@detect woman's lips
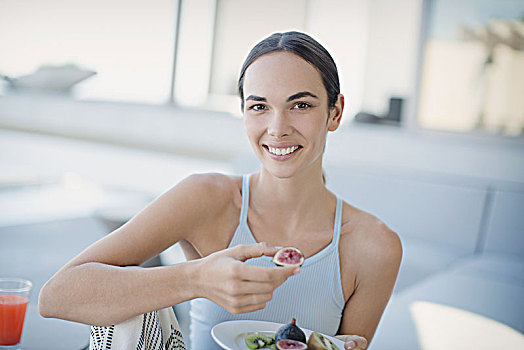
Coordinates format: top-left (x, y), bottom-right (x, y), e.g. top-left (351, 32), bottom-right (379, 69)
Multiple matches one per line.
top-left (263, 144), bottom-right (302, 160)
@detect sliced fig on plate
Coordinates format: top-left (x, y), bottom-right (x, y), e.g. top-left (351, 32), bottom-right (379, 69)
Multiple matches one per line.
top-left (274, 318), bottom-right (306, 343)
top-left (272, 247), bottom-right (304, 267)
top-left (307, 331), bottom-right (340, 350)
top-left (275, 339), bottom-right (307, 349)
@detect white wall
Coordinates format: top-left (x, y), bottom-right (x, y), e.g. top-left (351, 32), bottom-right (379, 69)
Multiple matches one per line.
top-left (361, 0), bottom-right (422, 116)
top-left (306, 0), bottom-right (370, 120)
top-left (306, 0), bottom-right (423, 122)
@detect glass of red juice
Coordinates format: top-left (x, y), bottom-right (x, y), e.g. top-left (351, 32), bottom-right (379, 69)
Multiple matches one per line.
top-left (0, 278), bottom-right (32, 349)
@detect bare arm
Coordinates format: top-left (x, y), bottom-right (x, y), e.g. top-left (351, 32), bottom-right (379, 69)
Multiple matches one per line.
top-left (337, 219), bottom-right (402, 348)
top-left (38, 174), bottom-right (217, 325)
top-left (41, 261), bottom-right (200, 326)
top-left (38, 174), bottom-right (297, 326)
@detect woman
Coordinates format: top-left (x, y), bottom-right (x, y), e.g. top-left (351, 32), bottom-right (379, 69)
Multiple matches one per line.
top-left (39, 31), bottom-right (402, 350)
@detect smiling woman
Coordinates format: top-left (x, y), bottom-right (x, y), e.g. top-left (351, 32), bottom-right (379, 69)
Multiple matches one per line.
top-left (38, 31), bottom-right (401, 350)
top-left (242, 50), bottom-right (340, 180)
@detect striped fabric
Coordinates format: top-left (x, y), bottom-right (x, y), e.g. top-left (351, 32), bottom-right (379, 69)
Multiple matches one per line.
top-left (90, 307), bottom-right (185, 350)
top-left (190, 174), bottom-right (346, 349)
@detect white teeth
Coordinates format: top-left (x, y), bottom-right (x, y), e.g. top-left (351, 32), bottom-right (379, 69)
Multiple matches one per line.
top-left (267, 146), bottom-right (299, 156)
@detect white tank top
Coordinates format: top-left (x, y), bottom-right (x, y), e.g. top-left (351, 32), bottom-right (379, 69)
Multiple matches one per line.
top-left (189, 175), bottom-right (345, 349)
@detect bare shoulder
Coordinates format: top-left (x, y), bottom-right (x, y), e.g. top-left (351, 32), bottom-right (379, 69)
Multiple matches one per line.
top-left (340, 202), bottom-right (402, 267)
top-left (164, 172), bottom-right (241, 207)
top-left (335, 202), bottom-right (403, 340)
top-left (139, 172), bottom-right (242, 240)
top-left (174, 172), bottom-right (240, 192)
top-left (160, 173), bottom-right (243, 256)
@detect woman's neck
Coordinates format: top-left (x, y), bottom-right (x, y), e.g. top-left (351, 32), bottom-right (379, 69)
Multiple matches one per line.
top-left (249, 166), bottom-right (334, 234)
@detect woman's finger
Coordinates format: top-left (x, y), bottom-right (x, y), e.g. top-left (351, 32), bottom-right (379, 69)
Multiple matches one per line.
top-left (216, 291), bottom-right (273, 314)
top-left (227, 280), bottom-right (279, 295)
top-left (228, 301), bottom-right (268, 314)
top-left (226, 242), bottom-right (279, 261)
top-left (335, 334), bottom-right (368, 350)
top-left (234, 262), bottom-right (299, 283)
top-left (234, 292), bottom-right (274, 308)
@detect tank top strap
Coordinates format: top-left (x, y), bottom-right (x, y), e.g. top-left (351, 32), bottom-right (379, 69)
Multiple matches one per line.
top-left (332, 196), bottom-right (343, 246)
top-left (239, 175), bottom-right (250, 224)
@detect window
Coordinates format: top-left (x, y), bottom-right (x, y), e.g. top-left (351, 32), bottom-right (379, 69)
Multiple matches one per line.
top-left (0, 0), bottom-right (176, 104)
top-left (417, 0), bottom-right (524, 135)
top-left (173, 0), bottom-right (374, 120)
top-left (4, 0), bottom-right (519, 138)
top-left (173, 0), bottom-right (307, 115)
top-left (209, 0), bottom-right (307, 96)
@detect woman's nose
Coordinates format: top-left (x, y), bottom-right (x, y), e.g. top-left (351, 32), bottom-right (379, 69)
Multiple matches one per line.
top-left (267, 111), bottom-right (291, 137)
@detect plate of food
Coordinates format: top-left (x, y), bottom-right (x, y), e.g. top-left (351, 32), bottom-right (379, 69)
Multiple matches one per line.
top-left (211, 318), bottom-right (344, 349)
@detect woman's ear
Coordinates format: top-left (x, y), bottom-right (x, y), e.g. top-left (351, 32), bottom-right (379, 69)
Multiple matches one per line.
top-left (328, 94), bottom-right (344, 131)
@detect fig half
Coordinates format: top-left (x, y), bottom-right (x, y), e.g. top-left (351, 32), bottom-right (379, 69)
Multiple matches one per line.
top-left (275, 339), bottom-right (307, 349)
top-left (307, 331), bottom-right (340, 350)
top-left (272, 247), bottom-right (304, 267)
top-left (275, 318), bottom-right (306, 343)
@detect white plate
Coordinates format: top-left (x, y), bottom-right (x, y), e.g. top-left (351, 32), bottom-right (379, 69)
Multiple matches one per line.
top-left (211, 320), bottom-right (344, 350)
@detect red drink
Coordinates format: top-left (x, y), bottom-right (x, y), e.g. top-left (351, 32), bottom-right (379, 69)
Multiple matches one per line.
top-left (0, 294), bottom-right (29, 346)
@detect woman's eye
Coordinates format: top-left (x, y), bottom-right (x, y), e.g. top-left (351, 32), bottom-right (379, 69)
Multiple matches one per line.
top-left (293, 102), bottom-right (312, 110)
top-left (248, 104), bottom-right (267, 112)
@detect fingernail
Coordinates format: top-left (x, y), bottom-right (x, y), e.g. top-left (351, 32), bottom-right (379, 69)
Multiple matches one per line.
top-left (346, 340), bottom-right (356, 349)
top-left (293, 268), bottom-right (301, 275)
top-left (275, 246), bottom-right (283, 249)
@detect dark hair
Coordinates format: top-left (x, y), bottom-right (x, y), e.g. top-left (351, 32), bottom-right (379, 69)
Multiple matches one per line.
top-left (238, 31), bottom-right (340, 111)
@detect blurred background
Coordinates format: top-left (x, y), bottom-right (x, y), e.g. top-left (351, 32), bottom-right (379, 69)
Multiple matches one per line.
top-left (0, 0), bottom-right (523, 349)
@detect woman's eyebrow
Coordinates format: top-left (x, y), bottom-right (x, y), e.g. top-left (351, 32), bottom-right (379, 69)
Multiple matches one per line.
top-left (246, 95), bottom-right (266, 102)
top-left (245, 92), bottom-right (318, 103)
top-left (287, 91), bottom-right (318, 101)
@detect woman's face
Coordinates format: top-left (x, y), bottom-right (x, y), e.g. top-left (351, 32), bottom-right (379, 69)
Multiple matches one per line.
top-left (242, 51), bottom-right (343, 179)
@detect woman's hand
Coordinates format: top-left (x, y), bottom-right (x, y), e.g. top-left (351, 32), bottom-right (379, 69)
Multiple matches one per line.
top-left (194, 242), bottom-right (300, 314)
top-left (335, 334), bottom-right (368, 350)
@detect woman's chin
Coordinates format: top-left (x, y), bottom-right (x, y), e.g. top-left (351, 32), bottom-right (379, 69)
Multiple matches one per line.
top-left (260, 165), bottom-right (297, 179)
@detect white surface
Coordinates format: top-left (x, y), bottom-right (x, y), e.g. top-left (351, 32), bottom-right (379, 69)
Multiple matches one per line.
top-left (325, 164), bottom-right (488, 251)
top-left (395, 236), bottom-right (468, 292)
top-left (483, 189), bottom-right (524, 257)
top-left (449, 253), bottom-right (524, 285)
top-left (372, 268), bottom-right (524, 349)
top-left (211, 320), bottom-right (343, 350)
top-left (0, 182), bottom-right (151, 227)
top-left (0, 129), bottom-right (232, 227)
top-left (0, 129), bottom-right (232, 194)
top-left (410, 301), bottom-right (524, 350)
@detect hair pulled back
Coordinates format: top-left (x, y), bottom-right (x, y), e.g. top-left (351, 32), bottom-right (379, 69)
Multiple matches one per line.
top-left (238, 31), bottom-right (340, 111)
